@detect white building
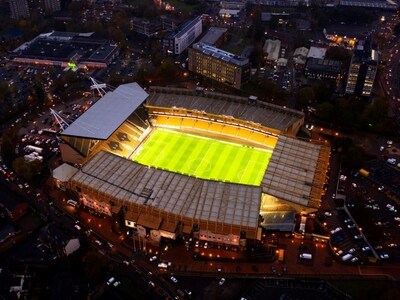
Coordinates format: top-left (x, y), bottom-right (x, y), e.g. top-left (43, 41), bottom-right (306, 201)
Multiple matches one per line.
top-left (263, 39), bottom-right (281, 62)
top-left (307, 46), bottom-right (327, 59)
top-left (163, 16), bottom-right (202, 55)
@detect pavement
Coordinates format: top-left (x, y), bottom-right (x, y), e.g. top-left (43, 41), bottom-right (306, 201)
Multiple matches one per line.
top-left (44, 181), bottom-right (400, 282)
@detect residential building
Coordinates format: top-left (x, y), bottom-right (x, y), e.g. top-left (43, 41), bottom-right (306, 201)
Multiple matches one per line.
top-left (188, 42), bottom-right (251, 89)
top-left (163, 16), bottom-right (202, 55)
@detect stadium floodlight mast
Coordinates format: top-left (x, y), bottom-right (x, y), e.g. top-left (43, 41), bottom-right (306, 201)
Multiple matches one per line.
top-left (89, 76), bottom-right (110, 97)
top-left (50, 108), bottom-right (69, 131)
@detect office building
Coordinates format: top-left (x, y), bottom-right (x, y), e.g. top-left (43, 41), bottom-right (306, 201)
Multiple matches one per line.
top-left (163, 16), bottom-right (202, 55)
top-left (188, 42), bottom-right (251, 89)
top-left (345, 39), bottom-right (379, 97)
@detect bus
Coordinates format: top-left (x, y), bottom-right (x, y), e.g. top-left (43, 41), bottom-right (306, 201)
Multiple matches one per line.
top-left (67, 199), bottom-right (78, 207)
top-left (25, 145), bottom-right (43, 154)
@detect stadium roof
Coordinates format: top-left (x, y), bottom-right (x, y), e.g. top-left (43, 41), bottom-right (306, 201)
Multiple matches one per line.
top-left (61, 83), bottom-right (148, 140)
top-left (261, 136), bottom-right (330, 209)
top-left (146, 87), bottom-right (304, 133)
top-left (69, 151), bottom-right (262, 229)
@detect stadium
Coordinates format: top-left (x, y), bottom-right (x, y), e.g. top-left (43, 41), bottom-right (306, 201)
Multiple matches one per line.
top-left (54, 83), bottom-right (330, 246)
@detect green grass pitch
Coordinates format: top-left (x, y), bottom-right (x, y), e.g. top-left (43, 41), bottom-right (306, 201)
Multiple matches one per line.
top-left (131, 129), bottom-right (273, 186)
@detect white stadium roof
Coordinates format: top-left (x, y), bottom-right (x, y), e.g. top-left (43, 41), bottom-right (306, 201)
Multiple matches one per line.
top-left (70, 151), bottom-right (262, 229)
top-left (61, 83), bottom-right (148, 140)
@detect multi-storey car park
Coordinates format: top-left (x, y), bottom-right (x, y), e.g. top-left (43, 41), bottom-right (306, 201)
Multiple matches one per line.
top-left (53, 84), bottom-right (330, 247)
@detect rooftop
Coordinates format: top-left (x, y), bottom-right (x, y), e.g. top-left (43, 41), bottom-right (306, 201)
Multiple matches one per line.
top-left (61, 83), bottom-right (148, 140)
top-left (70, 151), bottom-right (262, 229)
top-left (199, 27), bottom-right (227, 46)
top-left (146, 87), bottom-right (304, 133)
top-left (261, 136), bottom-right (330, 209)
top-left (192, 42), bottom-right (249, 66)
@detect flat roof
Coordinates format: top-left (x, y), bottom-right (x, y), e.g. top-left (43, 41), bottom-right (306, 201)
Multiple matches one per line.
top-left (70, 151), bottom-right (262, 229)
top-left (173, 16), bottom-right (201, 39)
top-left (192, 42), bottom-right (249, 66)
top-left (199, 27), bottom-right (227, 46)
top-left (146, 87), bottom-right (304, 133)
top-left (11, 31), bottom-right (117, 64)
top-left (307, 46), bottom-right (327, 59)
top-left (263, 39), bottom-right (281, 61)
top-left (61, 83), bottom-right (148, 139)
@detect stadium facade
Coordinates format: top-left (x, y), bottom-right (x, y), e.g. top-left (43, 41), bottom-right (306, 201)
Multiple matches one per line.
top-left (54, 84), bottom-right (330, 246)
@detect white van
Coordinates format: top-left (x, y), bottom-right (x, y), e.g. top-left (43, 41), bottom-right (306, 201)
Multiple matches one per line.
top-left (300, 253), bottom-right (312, 260)
top-left (342, 254), bottom-right (353, 261)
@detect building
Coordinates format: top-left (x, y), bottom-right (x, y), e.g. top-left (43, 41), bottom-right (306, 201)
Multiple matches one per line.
top-left (9, 0), bottom-right (30, 19)
top-left (163, 16), bottom-right (202, 55)
top-left (198, 27), bottom-right (227, 47)
top-left (305, 58), bottom-right (342, 80)
top-left (307, 46), bottom-right (327, 59)
top-left (263, 39), bottom-right (281, 62)
top-left (52, 163), bottom-right (79, 191)
top-left (345, 39), bottom-right (379, 97)
top-left (188, 42), bottom-right (251, 89)
top-left (44, 0), bottom-right (61, 13)
top-left (293, 46), bottom-right (309, 65)
top-left (56, 84), bottom-right (330, 246)
top-left (130, 16), bottom-right (178, 37)
top-left (10, 31), bottom-right (119, 69)
top-left (219, 9), bottom-right (241, 20)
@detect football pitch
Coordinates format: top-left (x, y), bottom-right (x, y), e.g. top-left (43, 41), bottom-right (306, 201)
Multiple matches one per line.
top-left (131, 129), bottom-right (273, 185)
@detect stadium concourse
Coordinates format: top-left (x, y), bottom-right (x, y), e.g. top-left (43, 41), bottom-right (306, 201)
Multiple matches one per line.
top-left (53, 83), bottom-right (330, 247)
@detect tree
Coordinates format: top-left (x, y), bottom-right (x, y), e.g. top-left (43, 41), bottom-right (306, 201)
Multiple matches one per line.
top-left (12, 157), bottom-right (44, 180)
top-left (0, 82), bottom-right (11, 103)
top-left (295, 86), bottom-right (315, 110)
top-left (316, 102), bottom-right (334, 121)
top-left (249, 44), bottom-right (263, 68)
top-left (1, 126), bottom-right (19, 165)
top-left (341, 145), bottom-right (364, 170)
